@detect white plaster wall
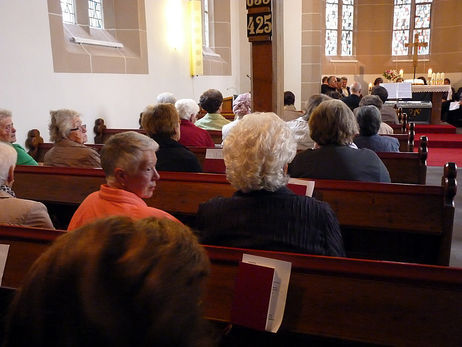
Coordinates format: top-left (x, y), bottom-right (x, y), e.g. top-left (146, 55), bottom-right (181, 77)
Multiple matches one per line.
top-left (283, 0), bottom-right (302, 109)
top-left (0, 0), bottom-right (246, 145)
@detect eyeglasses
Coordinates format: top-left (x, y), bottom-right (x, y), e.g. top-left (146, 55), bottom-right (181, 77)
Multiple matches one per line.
top-left (70, 124), bottom-right (86, 131)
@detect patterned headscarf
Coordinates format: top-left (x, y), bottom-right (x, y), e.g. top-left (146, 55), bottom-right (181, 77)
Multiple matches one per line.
top-left (232, 93), bottom-right (252, 118)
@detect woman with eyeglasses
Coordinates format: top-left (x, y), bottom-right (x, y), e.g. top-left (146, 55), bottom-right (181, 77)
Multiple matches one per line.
top-left (44, 109), bottom-right (101, 168)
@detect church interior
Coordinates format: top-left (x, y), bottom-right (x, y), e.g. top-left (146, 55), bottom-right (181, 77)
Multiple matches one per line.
top-left (0, 0), bottom-right (461, 345)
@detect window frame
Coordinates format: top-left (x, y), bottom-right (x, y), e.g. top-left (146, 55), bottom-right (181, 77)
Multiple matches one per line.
top-left (325, 0), bottom-right (356, 58)
top-left (392, 0), bottom-right (433, 57)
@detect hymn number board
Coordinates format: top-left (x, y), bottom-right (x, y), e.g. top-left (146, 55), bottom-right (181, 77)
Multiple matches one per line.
top-left (246, 0), bottom-right (272, 42)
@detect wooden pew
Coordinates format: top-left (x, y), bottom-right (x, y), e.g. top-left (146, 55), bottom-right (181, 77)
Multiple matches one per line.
top-left (0, 224), bottom-right (461, 346)
top-left (13, 164), bottom-right (457, 265)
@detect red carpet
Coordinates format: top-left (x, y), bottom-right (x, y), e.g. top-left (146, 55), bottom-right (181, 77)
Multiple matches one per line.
top-left (415, 133), bottom-right (462, 148)
top-left (419, 147), bottom-right (462, 167)
top-left (413, 124), bottom-right (457, 134)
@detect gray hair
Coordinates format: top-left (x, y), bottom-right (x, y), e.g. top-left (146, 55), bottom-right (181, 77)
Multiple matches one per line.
top-left (49, 109), bottom-right (81, 142)
top-left (0, 109), bottom-right (12, 122)
top-left (156, 92), bottom-right (177, 105)
top-left (0, 142), bottom-right (17, 185)
top-left (175, 99), bottom-right (200, 120)
top-left (359, 95), bottom-right (383, 110)
top-left (303, 94), bottom-right (332, 121)
top-left (223, 112), bottom-right (296, 193)
top-left (101, 132), bottom-right (159, 185)
top-left (350, 82), bottom-right (362, 93)
top-left (356, 105), bottom-right (382, 136)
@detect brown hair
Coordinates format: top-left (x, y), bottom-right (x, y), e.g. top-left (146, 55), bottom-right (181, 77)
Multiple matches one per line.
top-left (4, 216), bottom-right (212, 347)
top-left (141, 103), bottom-right (179, 138)
top-left (309, 99), bottom-right (359, 146)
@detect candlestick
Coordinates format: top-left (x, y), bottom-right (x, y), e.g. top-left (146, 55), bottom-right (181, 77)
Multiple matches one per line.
top-left (428, 68), bottom-right (432, 79)
top-left (368, 83), bottom-right (373, 95)
top-left (432, 73), bottom-right (436, 83)
top-left (399, 69), bottom-right (404, 78)
top-left (441, 72), bottom-right (445, 82)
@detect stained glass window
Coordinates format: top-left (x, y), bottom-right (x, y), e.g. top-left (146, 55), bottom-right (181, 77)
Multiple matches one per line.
top-left (392, 0), bottom-right (432, 56)
top-left (325, 0), bottom-right (354, 57)
top-left (60, 0), bottom-right (76, 24)
top-left (89, 0), bottom-right (104, 29)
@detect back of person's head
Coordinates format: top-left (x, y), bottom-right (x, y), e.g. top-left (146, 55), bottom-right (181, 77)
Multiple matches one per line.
top-left (309, 99), bottom-right (359, 146)
top-left (283, 91), bottom-right (295, 106)
top-left (444, 78), bottom-right (451, 85)
top-left (141, 103), bottom-right (180, 138)
top-left (326, 90), bottom-right (342, 99)
top-left (48, 109), bottom-right (80, 142)
top-left (199, 89), bottom-right (223, 113)
top-left (356, 105), bottom-right (382, 136)
top-left (232, 92), bottom-right (251, 118)
top-left (322, 76), bottom-right (328, 84)
top-left (0, 142), bottom-right (17, 185)
top-left (175, 99), bottom-right (200, 121)
top-left (350, 82), bottom-right (362, 94)
top-left (156, 92), bottom-right (176, 105)
top-left (101, 131), bottom-right (158, 182)
top-left (371, 86), bottom-right (389, 103)
top-left (304, 94), bottom-right (332, 120)
top-left (359, 95), bottom-right (383, 110)
top-left (373, 77), bottom-right (383, 86)
top-left (4, 216), bottom-right (211, 347)
top-left (223, 112), bottom-right (296, 193)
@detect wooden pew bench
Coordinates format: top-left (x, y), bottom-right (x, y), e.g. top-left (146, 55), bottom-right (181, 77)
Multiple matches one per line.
top-left (0, 224), bottom-right (461, 346)
top-left (13, 164), bottom-right (457, 265)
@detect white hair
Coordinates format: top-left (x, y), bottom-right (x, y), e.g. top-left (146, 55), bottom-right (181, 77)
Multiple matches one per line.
top-left (0, 109), bottom-right (12, 122)
top-left (223, 112), bottom-right (297, 193)
top-left (350, 82), bottom-right (362, 93)
top-left (49, 109), bottom-right (81, 142)
top-left (0, 142), bottom-right (17, 185)
top-left (175, 99), bottom-right (200, 120)
top-left (156, 92), bottom-right (177, 105)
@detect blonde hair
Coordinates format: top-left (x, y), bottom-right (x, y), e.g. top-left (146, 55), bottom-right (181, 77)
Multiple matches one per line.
top-left (223, 112), bottom-right (296, 192)
top-left (309, 99), bottom-right (359, 146)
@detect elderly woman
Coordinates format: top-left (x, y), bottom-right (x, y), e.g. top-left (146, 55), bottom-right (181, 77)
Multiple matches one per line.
top-left (175, 99), bottom-right (214, 147)
top-left (286, 94), bottom-right (331, 150)
top-left (68, 131), bottom-right (179, 230)
top-left (0, 142), bottom-right (54, 228)
top-left (43, 109), bottom-right (101, 168)
top-left (142, 103), bottom-right (202, 172)
top-left (196, 112), bottom-right (345, 257)
top-left (356, 95), bottom-right (394, 134)
top-left (354, 105), bottom-right (399, 152)
top-left (5, 216), bottom-right (211, 346)
top-left (195, 89), bottom-right (230, 131)
top-left (289, 100), bottom-right (390, 182)
top-left (221, 92), bottom-right (251, 142)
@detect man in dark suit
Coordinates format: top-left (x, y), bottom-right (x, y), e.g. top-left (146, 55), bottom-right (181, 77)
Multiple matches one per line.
top-left (321, 76), bottom-right (338, 94)
top-left (341, 81), bottom-right (362, 111)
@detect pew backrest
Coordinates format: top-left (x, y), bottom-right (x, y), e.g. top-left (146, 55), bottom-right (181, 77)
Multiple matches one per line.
top-left (13, 164), bottom-right (456, 265)
top-left (0, 225), bottom-right (460, 347)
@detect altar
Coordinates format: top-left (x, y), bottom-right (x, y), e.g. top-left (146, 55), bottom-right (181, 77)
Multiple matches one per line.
top-left (386, 84), bottom-right (452, 125)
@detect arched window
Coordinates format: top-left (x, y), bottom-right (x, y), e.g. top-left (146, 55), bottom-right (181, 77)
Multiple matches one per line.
top-left (325, 0), bottom-right (355, 57)
top-left (88, 0), bottom-right (104, 29)
top-left (392, 0), bottom-right (432, 56)
top-left (60, 0), bottom-right (76, 24)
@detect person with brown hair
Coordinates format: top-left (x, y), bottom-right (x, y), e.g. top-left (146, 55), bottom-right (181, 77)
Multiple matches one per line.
top-left (4, 216), bottom-right (212, 347)
top-left (195, 89), bottom-right (230, 131)
top-left (289, 99), bottom-right (390, 182)
top-left (141, 103), bottom-right (202, 172)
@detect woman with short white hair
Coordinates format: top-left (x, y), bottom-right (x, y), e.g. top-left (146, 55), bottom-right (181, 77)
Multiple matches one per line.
top-left (221, 92), bottom-right (251, 142)
top-left (44, 109), bottom-right (101, 168)
top-left (0, 142), bottom-right (54, 228)
top-left (196, 112), bottom-right (345, 256)
top-left (175, 99), bottom-right (214, 147)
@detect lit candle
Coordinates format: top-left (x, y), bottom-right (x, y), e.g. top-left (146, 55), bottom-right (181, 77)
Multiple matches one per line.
top-left (428, 68), bottom-right (432, 79)
top-left (368, 82), bottom-right (373, 94)
top-left (399, 69), bottom-right (404, 78)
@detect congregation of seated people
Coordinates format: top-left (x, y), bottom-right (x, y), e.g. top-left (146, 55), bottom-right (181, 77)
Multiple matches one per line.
top-left (0, 83), bottom-right (448, 345)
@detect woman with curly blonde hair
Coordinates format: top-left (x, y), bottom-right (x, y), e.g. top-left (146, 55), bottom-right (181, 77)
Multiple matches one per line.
top-left (196, 112), bottom-right (345, 257)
